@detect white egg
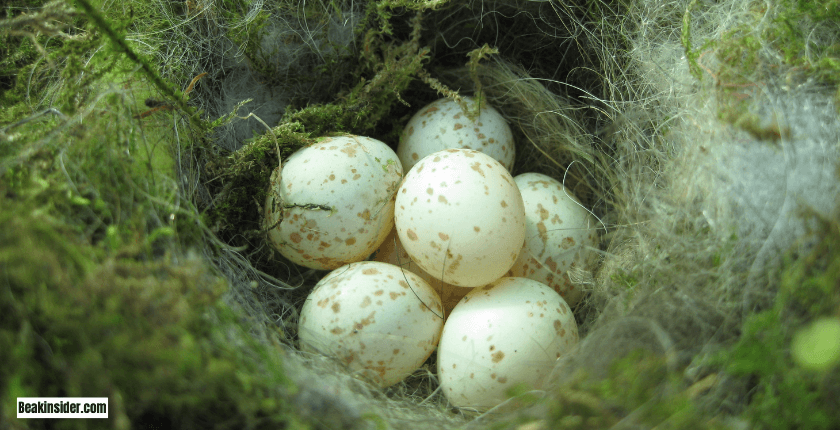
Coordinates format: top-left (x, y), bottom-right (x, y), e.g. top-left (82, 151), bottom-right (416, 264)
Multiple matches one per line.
top-left (437, 277), bottom-right (579, 410)
top-left (509, 172), bottom-right (600, 306)
top-left (264, 135), bottom-right (402, 270)
top-left (298, 261), bottom-right (444, 387)
top-left (397, 97), bottom-right (515, 173)
top-left (394, 148), bottom-right (526, 288)
top-left (372, 228), bottom-right (473, 317)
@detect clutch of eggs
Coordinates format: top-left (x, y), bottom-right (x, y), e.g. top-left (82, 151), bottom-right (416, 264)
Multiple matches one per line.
top-left (285, 99), bottom-right (599, 399)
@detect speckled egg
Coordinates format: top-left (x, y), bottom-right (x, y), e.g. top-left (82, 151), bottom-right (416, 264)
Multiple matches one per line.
top-left (298, 261), bottom-right (444, 387)
top-left (397, 97), bottom-right (515, 173)
top-left (264, 135), bottom-right (402, 270)
top-left (509, 172), bottom-right (600, 306)
top-left (372, 228), bottom-right (473, 317)
top-left (437, 277), bottom-right (579, 410)
top-left (394, 148), bottom-right (526, 288)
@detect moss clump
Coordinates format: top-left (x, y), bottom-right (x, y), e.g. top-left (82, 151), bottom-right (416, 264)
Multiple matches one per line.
top-left (683, 0), bottom-right (840, 139)
top-left (716, 212), bottom-right (840, 430)
top-left (202, 121), bottom-right (313, 241)
top-left (535, 349), bottom-right (721, 430)
top-left (0, 209), bottom-right (307, 429)
top-left (0, 1), bottom-right (307, 421)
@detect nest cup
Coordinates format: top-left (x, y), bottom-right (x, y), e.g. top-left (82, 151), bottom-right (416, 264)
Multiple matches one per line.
top-left (192, 2), bottom-right (611, 424)
top-left (182, 0), bottom-right (840, 428)
top-left (4, 0), bottom-right (840, 428)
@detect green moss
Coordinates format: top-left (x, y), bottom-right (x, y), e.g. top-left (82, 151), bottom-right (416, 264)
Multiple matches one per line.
top-left (610, 268), bottom-right (640, 291)
top-left (715, 213), bottom-right (840, 430)
top-left (202, 121), bottom-right (312, 240)
top-left (225, 5), bottom-right (274, 77)
top-left (684, 0), bottom-right (840, 136)
top-left (0, 0), bottom-right (65, 102)
top-left (539, 349), bottom-right (719, 430)
top-left (0, 1), bottom-right (315, 422)
top-left (721, 312), bottom-right (837, 430)
top-left (777, 217), bottom-right (840, 319)
top-left (0, 210), bottom-right (308, 429)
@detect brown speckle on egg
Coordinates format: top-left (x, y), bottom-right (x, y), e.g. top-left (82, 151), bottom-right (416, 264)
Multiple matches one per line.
top-left (470, 161), bottom-right (485, 177)
top-left (561, 236), bottom-right (576, 249)
top-left (340, 146), bottom-right (357, 157)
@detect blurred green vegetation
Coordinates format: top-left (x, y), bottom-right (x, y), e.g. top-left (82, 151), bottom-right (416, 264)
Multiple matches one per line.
top-left (718, 213), bottom-right (840, 430)
top-left (0, 0), bottom-right (309, 428)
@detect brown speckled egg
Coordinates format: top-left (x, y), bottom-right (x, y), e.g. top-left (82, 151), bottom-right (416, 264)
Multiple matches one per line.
top-left (394, 148), bottom-right (526, 288)
top-left (437, 277), bottom-right (579, 410)
top-left (263, 135), bottom-right (402, 270)
top-left (298, 261), bottom-right (444, 387)
top-left (509, 172), bottom-right (601, 306)
top-left (397, 97), bottom-right (515, 173)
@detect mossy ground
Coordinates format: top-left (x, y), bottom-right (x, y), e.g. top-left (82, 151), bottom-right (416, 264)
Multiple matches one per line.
top-left (2, 0), bottom-right (839, 429)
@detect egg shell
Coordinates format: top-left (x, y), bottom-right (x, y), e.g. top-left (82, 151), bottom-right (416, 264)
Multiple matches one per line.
top-left (372, 228), bottom-right (473, 317)
top-left (509, 172), bottom-right (600, 306)
top-left (397, 97), bottom-right (515, 173)
top-left (264, 135), bottom-right (402, 270)
top-left (437, 277), bottom-right (579, 410)
top-left (298, 261), bottom-right (444, 387)
top-left (394, 148), bottom-right (526, 288)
